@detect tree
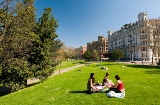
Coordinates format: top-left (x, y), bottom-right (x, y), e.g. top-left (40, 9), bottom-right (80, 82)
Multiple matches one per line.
top-left (149, 27), bottom-right (160, 64)
top-left (83, 51), bottom-right (92, 62)
top-left (0, 0), bottom-right (17, 42)
top-left (30, 8), bottom-right (63, 80)
top-left (111, 49), bottom-right (124, 62)
top-left (0, 0), bottom-right (62, 91)
top-left (0, 0), bottom-right (37, 91)
top-left (91, 50), bottom-right (100, 61)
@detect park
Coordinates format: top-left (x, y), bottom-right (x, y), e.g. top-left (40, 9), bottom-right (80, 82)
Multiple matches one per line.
top-left (0, 60), bottom-right (160, 105)
top-left (1, 0), bottom-right (160, 105)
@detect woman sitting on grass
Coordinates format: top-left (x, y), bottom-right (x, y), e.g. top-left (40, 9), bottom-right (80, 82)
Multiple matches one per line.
top-left (102, 72), bottom-right (114, 88)
top-left (109, 75), bottom-right (125, 93)
top-left (87, 73), bottom-right (99, 93)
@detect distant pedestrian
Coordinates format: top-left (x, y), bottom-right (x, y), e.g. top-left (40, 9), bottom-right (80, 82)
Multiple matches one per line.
top-left (142, 59), bottom-right (144, 65)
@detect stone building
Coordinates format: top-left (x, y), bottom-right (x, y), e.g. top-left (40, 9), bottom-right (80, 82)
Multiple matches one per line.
top-left (108, 12), bottom-right (160, 62)
top-left (87, 36), bottom-right (108, 57)
top-left (78, 46), bottom-right (87, 59)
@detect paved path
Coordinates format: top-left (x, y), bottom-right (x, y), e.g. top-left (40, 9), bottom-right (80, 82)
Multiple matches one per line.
top-left (27, 64), bottom-right (85, 84)
top-left (122, 61), bottom-right (157, 65)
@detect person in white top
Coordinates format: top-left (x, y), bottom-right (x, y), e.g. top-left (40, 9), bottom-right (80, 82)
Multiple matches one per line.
top-left (102, 72), bottom-right (114, 88)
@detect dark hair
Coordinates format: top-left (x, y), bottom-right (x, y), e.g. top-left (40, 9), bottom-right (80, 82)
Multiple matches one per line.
top-left (106, 72), bottom-right (109, 76)
top-left (90, 73), bottom-right (94, 78)
top-left (90, 73), bottom-right (95, 83)
top-left (115, 75), bottom-right (120, 80)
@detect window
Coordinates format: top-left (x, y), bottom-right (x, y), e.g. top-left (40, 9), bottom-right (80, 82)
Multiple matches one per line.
top-left (143, 47), bottom-right (145, 51)
top-left (141, 47), bottom-right (147, 51)
top-left (133, 37), bottom-right (135, 41)
top-left (146, 53), bottom-right (147, 57)
top-left (142, 41), bottom-right (145, 45)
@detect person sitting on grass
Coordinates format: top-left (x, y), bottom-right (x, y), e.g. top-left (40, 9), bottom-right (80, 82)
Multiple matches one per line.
top-left (87, 73), bottom-right (99, 93)
top-left (102, 72), bottom-right (114, 88)
top-left (109, 75), bottom-right (125, 93)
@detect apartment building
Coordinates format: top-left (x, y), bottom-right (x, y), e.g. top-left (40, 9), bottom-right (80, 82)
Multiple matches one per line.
top-left (108, 12), bottom-right (160, 61)
top-left (87, 36), bottom-right (108, 56)
top-left (79, 46), bottom-right (87, 59)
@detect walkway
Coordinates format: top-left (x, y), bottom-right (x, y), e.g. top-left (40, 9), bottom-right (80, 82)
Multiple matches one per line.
top-left (27, 64), bottom-right (85, 84)
top-left (122, 61), bottom-right (157, 65)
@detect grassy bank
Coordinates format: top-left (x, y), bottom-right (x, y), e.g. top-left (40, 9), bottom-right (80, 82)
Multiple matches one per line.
top-left (55, 60), bottom-right (84, 71)
top-left (0, 62), bottom-right (160, 105)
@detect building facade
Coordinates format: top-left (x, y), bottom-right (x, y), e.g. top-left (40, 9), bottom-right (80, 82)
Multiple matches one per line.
top-left (108, 12), bottom-right (160, 61)
top-left (79, 46), bottom-right (87, 59)
top-left (87, 36), bottom-right (108, 56)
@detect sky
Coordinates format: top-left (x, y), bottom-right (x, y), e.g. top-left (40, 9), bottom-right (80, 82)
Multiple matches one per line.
top-left (34, 0), bottom-right (160, 48)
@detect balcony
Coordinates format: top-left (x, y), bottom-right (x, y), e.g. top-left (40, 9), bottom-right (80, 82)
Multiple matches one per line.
top-left (128, 40), bottom-right (132, 42)
top-left (128, 35), bottom-right (132, 37)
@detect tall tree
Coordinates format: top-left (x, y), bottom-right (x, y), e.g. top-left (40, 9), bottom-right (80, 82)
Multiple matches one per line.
top-left (0, 0), bottom-right (62, 91)
top-left (111, 49), bottom-right (124, 62)
top-left (30, 8), bottom-right (62, 79)
top-left (91, 50), bottom-right (100, 61)
top-left (83, 51), bottom-right (92, 62)
top-left (0, 0), bottom-right (37, 91)
top-left (151, 28), bottom-right (160, 64)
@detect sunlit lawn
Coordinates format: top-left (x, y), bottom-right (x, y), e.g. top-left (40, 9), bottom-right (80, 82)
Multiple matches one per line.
top-left (55, 60), bottom-right (84, 71)
top-left (0, 62), bottom-right (160, 105)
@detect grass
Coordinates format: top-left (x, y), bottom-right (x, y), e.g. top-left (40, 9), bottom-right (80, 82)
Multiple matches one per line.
top-left (0, 62), bottom-right (160, 105)
top-left (55, 60), bottom-right (85, 71)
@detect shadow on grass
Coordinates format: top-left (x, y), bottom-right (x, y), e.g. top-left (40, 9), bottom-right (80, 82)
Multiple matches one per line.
top-left (69, 90), bottom-right (88, 94)
top-left (145, 70), bottom-right (160, 74)
top-left (72, 61), bottom-right (85, 64)
top-left (84, 62), bottom-right (127, 68)
top-left (69, 90), bottom-right (99, 94)
top-left (78, 61), bottom-right (85, 64)
top-left (0, 82), bottom-right (41, 97)
top-left (69, 90), bottom-right (101, 94)
top-left (126, 65), bottom-right (160, 69)
top-left (0, 86), bottom-right (12, 97)
top-left (96, 63), bottom-right (123, 67)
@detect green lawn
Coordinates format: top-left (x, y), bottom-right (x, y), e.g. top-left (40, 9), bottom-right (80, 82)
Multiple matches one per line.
top-left (55, 60), bottom-right (84, 71)
top-left (0, 62), bottom-right (160, 105)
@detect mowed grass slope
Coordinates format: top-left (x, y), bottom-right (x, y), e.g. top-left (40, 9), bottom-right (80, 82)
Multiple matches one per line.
top-left (55, 60), bottom-right (84, 70)
top-left (0, 62), bottom-right (160, 105)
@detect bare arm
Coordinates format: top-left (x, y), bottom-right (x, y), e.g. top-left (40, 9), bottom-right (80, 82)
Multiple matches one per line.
top-left (111, 81), bottom-right (118, 88)
top-left (90, 79), bottom-right (93, 88)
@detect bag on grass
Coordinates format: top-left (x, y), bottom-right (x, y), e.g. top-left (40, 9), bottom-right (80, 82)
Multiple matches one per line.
top-left (107, 91), bottom-right (116, 97)
top-left (106, 91), bottom-right (125, 98)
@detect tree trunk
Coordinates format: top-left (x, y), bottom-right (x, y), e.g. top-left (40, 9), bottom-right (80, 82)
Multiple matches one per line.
top-left (152, 53), bottom-right (154, 64)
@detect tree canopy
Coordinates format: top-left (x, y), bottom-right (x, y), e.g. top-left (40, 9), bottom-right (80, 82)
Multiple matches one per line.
top-left (83, 51), bottom-right (92, 62)
top-left (111, 49), bottom-right (124, 62)
top-left (0, 0), bottom-right (62, 91)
